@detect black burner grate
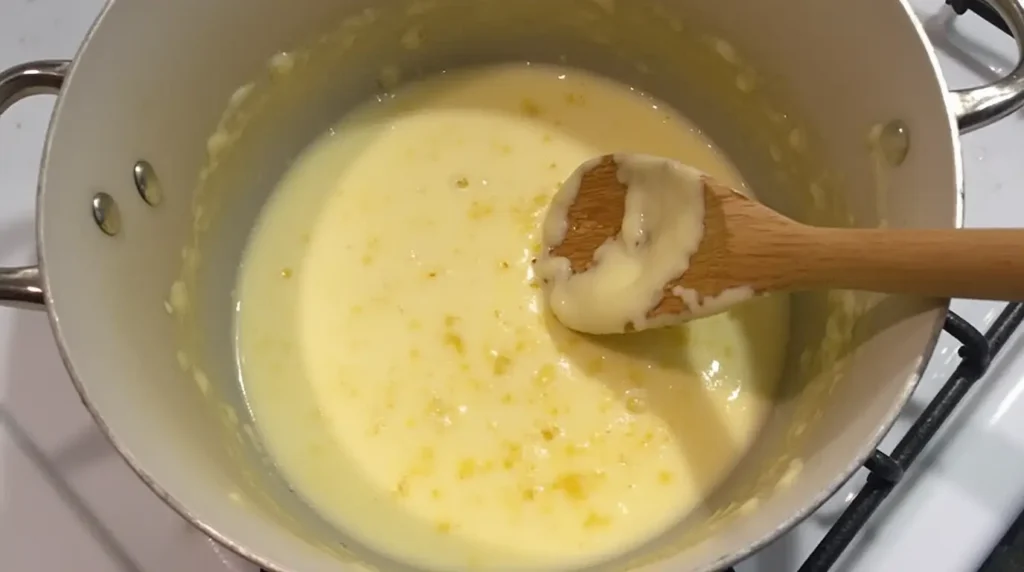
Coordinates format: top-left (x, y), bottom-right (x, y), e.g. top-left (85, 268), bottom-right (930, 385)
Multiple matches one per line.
top-left (793, 303), bottom-right (1024, 572)
top-left (950, 0), bottom-right (1013, 33)
top-left (259, 3), bottom-right (1022, 572)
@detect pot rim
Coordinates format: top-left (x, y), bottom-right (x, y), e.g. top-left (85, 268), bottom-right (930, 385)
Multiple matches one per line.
top-left (701, 3), bottom-right (964, 568)
top-left (34, 1), bottom-right (964, 571)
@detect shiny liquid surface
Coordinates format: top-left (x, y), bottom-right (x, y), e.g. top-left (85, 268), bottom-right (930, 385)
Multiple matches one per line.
top-left (235, 63), bottom-right (790, 571)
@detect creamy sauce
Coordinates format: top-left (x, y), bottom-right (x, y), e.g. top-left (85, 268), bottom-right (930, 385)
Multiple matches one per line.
top-left (235, 63), bottom-right (790, 571)
top-left (537, 154), bottom-right (753, 335)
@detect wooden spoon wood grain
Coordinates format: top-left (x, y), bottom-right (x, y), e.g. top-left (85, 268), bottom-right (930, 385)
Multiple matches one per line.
top-left (548, 154), bottom-right (1024, 329)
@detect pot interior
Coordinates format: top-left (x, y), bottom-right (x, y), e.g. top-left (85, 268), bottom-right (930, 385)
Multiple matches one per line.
top-left (40, 0), bottom-right (953, 570)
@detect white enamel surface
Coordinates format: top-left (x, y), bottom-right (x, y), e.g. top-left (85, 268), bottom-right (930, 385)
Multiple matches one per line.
top-left (1, 2), bottom-right (1023, 572)
top-left (0, 1), bottom-right (254, 571)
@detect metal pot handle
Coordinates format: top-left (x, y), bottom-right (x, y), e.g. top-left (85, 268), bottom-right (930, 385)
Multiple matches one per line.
top-left (950, 0), bottom-right (1024, 132)
top-left (0, 60), bottom-right (70, 310)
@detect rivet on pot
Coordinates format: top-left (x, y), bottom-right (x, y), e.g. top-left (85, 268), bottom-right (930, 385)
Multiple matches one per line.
top-left (133, 160), bottom-right (163, 206)
top-left (91, 192), bottom-right (121, 236)
top-left (873, 120), bottom-right (911, 167)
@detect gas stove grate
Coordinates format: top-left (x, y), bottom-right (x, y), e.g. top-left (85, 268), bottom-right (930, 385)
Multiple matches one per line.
top-left (793, 302), bottom-right (1024, 572)
top-left (950, 0), bottom-right (1013, 33)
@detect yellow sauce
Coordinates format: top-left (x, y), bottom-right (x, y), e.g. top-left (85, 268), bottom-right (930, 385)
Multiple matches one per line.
top-left (235, 62), bottom-right (790, 571)
top-left (537, 154), bottom-right (754, 335)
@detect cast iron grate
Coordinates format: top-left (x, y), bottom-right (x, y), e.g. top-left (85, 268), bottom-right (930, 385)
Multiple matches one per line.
top-left (258, 2), bottom-right (1021, 572)
top-left (950, 0), bottom-right (1013, 33)
top-left (790, 302), bottom-right (1023, 572)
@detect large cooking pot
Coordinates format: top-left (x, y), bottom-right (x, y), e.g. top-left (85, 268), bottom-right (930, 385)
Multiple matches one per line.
top-left (3, 0), bottom-right (1024, 570)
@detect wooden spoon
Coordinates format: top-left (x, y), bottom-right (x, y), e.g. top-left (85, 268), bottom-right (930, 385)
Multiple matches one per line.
top-left (542, 153), bottom-right (1024, 332)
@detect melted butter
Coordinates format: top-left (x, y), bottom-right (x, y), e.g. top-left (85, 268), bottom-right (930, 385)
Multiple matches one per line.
top-left (235, 63), bottom-right (790, 571)
top-left (537, 154), bottom-right (753, 335)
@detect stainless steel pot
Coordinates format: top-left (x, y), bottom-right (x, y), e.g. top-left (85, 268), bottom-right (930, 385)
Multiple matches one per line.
top-left (3, 0), bottom-right (1024, 571)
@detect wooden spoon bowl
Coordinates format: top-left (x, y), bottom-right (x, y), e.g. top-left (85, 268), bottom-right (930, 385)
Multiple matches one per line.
top-left (541, 153), bottom-right (1024, 333)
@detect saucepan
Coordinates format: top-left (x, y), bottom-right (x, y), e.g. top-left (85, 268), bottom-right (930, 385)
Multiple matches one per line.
top-left (2, 0), bottom-right (1023, 570)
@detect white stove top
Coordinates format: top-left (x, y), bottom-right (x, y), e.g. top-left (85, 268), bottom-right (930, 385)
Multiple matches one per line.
top-left (1, 2), bottom-right (1021, 571)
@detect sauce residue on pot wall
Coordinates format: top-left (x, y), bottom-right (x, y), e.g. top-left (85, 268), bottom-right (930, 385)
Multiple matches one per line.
top-left (234, 62), bottom-right (791, 570)
top-left (168, 0), bottom-right (880, 567)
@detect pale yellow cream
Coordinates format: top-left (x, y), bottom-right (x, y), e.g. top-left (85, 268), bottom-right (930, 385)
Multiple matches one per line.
top-left (537, 154), bottom-right (754, 335)
top-left (235, 63), bottom-right (790, 571)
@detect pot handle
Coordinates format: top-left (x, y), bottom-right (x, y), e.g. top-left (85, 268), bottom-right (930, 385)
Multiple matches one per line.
top-left (950, 0), bottom-right (1024, 133)
top-left (0, 60), bottom-right (70, 310)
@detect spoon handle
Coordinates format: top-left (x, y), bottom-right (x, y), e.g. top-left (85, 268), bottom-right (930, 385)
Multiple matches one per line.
top-left (784, 228), bottom-right (1024, 301)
